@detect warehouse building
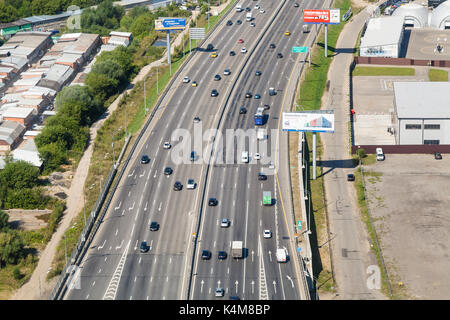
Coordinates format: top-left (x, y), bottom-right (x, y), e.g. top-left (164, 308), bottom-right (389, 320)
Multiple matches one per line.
top-left (360, 16), bottom-right (405, 58)
top-left (392, 3), bottom-right (429, 28)
top-left (0, 120), bottom-right (26, 152)
top-left (393, 82), bottom-right (450, 145)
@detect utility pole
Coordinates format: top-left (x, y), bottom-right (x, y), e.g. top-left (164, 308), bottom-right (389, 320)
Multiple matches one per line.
top-left (144, 76), bottom-right (147, 114)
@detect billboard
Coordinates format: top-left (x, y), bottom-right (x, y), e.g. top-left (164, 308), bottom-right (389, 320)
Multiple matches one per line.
top-left (282, 111), bottom-right (334, 132)
top-left (155, 17), bottom-right (186, 31)
top-left (303, 9), bottom-right (341, 24)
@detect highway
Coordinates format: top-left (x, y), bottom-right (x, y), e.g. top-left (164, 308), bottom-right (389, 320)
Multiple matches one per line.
top-left (190, 0), bottom-right (320, 300)
top-left (64, 0), bottom-right (291, 300)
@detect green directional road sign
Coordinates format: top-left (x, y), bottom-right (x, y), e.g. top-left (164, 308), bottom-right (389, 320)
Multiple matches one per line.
top-left (292, 46), bottom-right (309, 53)
top-left (297, 220), bottom-right (302, 230)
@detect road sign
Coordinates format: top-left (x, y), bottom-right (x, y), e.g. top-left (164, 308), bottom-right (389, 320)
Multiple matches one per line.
top-left (155, 17), bottom-right (186, 31)
top-left (297, 221), bottom-right (302, 230)
top-left (190, 27), bottom-right (205, 40)
top-left (293, 46), bottom-right (309, 53)
top-left (303, 9), bottom-right (341, 25)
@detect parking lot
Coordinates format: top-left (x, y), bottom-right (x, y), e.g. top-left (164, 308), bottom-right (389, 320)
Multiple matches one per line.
top-left (363, 154), bottom-right (450, 299)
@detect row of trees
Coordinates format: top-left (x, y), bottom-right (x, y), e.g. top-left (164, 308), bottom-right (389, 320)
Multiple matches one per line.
top-left (0, 0), bottom-right (103, 23)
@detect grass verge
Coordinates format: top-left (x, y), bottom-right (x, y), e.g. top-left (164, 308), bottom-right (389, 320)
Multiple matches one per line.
top-left (428, 68), bottom-right (448, 81)
top-left (353, 66), bottom-right (415, 76)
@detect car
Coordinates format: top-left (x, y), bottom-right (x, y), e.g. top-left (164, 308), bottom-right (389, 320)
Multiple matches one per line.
top-left (269, 87), bottom-right (276, 96)
top-left (211, 89), bottom-right (219, 97)
top-left (254, 94), bottom-right (261, 99)
top-left (277, 53), bottom-right (283, 58)
top-left (215, 288), bottom-right (224, 297)
top-left (224, 68), bottom-right (231, 75)
top-left (255, 70), bottom-right (262, 76)
top-left (211, 52), bottom-right (218, 58)
top-left (239, 106), bottom-right (247, 114)
top-left (259, 9), bottom-right (265, 13)
top-left (245, 92), bottom-right (252, 98)
top-left (201, 250), bottom-right (211, 260)
top-left (258, 172), bottom-right (267, 180)
top-left (229, 296), bottom-right (240, 300)
top-left (263, 229), bottom-right (272, 238)
top-left (208, 198), bottom-right (218, 206)
top-left (241, 47), bottom-right (247, 53)
top-left (245, 7), bottom-right (251, 12)
top-left (192, 81), bottom-right (198, 87)
top-left (173, 181), bottom-right (183, 191)
top-left (149, 221), bottom-right (159, 231)
top-left (206, 43), bottom-right (214, 51)
top-left (183, 76), bottom-right (190, 83)
top-left (285, 31), bottom-right (291, 36)
top-left (254, 153), bottom-right (261, 160)
top-left (229, 50), bottom-right (236, 56)
top-left (220, 218), bottom-right (230, 228)
top-left (269, 43), bottom-right (276, 49)
top-left (218, 251), bottom-right (227, 260)
top-left (226, 20), bottom-right (233, 26)
top-left (250, 22), bottom-right (255, 27)
top-left (435, 152), bottom-right (442, 160)
top-left (236, 19), bottom-right (242, 25)
top-left (263, 104), bottom-right (270, 110)
top-left (193, 116), bottom-right (200, 123)
top-left (214, 74), bottom-right (221, 81)
top-left (347, 174), bottom-right (355, 181)
top-left (140, 241), bottom-right (149, 253)
top-left (254, 4), bottom-right (260, 9)
top-left (238, 39), bottom-right (244, 43)
top-left (187, 178), bottom-right (196, 189)
top-left (164, 167), bottom-right (173, 175)
top-left (163, 142), bottom-right (171, 149)
top-left (140, 155), bottom-right (150, 164)
top-left (190, 151), bottom-right (196, 161)
top-left (294, 2), bottom-right (299, 7)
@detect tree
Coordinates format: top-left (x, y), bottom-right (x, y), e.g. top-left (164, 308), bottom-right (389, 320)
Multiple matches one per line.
top-left (0, 3), bottom-right (19, 23)
top-left (0, 231), bottom-right (24, 267)
top-left (0, 161), bottom-right (40, 190)
top-left (95, 46), bottom-right (136, 79)
top-left (85, 60), bottom-right (126, 101)
top-left (129, 14), bottom-right (153, 39)
top-left (38, 142), bottom-right (68, 172)
top-left (0, 210), bottom-right (9, 231)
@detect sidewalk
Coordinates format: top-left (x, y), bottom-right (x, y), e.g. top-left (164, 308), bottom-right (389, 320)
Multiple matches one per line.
top-left (10, 7), bottom-right (204, 301)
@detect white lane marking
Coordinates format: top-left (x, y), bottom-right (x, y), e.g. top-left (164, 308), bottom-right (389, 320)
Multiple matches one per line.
top-left (129, 201), bottom-right (135, 211)
top-left (158, 202), bottom-right (162, 211)
top-left (92, 281), bottom-right (96, 287)
top-left (144, 201), bottom-right (148, 211)
top-left (134, 240), bottom-right (138, 251)
top-left (140, 170), bottom-right (145, 178)
top-left (116, 240), bottom-right (123, 250)
top-left (98, 240), bottom-right (106, 250)
top-left (115, 202), bottom-right (121, 210)
top-left (131, 223), bottom-right (136, 235)
top-left (153, 170), bottom-right (157, 178)
top-left (128, 169), bottom-right (135, 177)
top-left (121, 209), bottom-right (125, 216)
top-left (128, 191), bottom-right (131, 197)
top-left (98, 269), bottom-right (102, 273)
top-left (115, 229), bottom-right (118, 236)
top-left (139, 257), bottom-right (142, 264)
top-left (103, 240), bottom-right (131, 300)
top-left (86, 294), bottom-right (89, 299)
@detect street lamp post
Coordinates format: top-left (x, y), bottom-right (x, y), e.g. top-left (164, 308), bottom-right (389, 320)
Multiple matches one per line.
top-left (111, 127), bottom-right (122, 169)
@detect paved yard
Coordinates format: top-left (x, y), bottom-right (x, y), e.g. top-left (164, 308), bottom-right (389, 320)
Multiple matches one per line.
top-left (363, 154), bottom-right (450, 299)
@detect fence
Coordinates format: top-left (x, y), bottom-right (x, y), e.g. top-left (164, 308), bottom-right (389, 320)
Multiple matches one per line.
top-left (352, 144), bottom-right (450, 154)
top-left (355, 56), bottom-right (450, 67)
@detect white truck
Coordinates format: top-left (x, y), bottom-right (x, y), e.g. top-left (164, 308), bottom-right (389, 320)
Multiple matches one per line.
top-left (236, 3), bottom-right (243, 12)
top-left (257, 129), bottom-right (266, 140)
top-left (276, 248), bottom-right (287, 263)
top-left (231, 241), bottom-right (243, 258)
top-left (246, 12), bottom-right (252, 21)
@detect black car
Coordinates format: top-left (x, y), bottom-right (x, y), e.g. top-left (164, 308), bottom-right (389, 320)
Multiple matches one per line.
top-left (255, 70), bottom-right (262, 76)
top-left (206, 43), bottom-right (214, 51)
top-left (226, 20), bottom-right (233, 26)
top-left (229, 50), bottom-right (236, 56)
top-left (277, 53), bottom-right (283, 58)
top-left (294, 2), bottom-right (299, 7)
top-left (347, 174), bottom-right (355, 181)
top-left (174, 181), bottom-right (183, 191)
top-left (245, 92), bottom-right (252, 98)
top-left (229, 296), bottom-right (240, 300)
top-left (190, 151), bottom-right (196, 161)
top-left (141, 155), bottom-right (150, 164)
top-left (239, 106), bottom-right (247, 114)
top-left (140, 241), bottom-right (149, 253)
top-left (236, 20), bottom-right (242, 25)
top-left (263, 104), bottom-right (270, 110)
top-left (254, 94), bottom-right (261, 99)
top-left (245, 7), bottom-right (251, 12)
top-left (269, 43), bottom-right (276, 49)
top-left (258, 172), bottom-right (267, 180)
top-left (434, 152), bottom-right (442, 160)
top-left (164, 167), bottom-right (173, 175)
top-left (201, 250), bottom-right (211, 260)
top-left (211, 89), bottom-right (219, 97)
top-left (149, 221), bottom-right (159, 231)
top-left (218, 251), bottom-right (227, 260)
top-left (208, 198), bottom-right (218, 206)
top-left (214, 74), bottom-right (221, 81)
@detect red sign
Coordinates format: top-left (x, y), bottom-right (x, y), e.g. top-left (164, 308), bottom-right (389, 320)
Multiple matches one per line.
top-left (303, 9), bottom-right (340, 24)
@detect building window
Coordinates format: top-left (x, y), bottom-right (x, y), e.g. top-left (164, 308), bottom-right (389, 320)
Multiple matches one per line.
top-left (424, 140), bottom-right (440, 145)
top-left (405, 124), bottom-right (421, 129)
top-left (424, 124), bottom-right (440, 130)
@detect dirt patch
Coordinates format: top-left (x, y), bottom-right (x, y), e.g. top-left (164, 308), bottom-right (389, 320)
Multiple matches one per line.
top-left (7, 209), bottom-right (52, 231)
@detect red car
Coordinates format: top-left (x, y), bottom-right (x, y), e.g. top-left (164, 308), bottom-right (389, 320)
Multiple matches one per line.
top-left (238, 39), bottom-right (244, 44)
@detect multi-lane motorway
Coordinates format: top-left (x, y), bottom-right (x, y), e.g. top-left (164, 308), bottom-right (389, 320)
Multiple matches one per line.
top-left (64, 0), bottom-right (321, 300)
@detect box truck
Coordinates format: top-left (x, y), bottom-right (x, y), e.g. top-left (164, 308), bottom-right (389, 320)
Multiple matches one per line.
top-left (232, 241), bottom-right (243, 258)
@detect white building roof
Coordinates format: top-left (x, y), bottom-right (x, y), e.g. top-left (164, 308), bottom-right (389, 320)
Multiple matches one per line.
top-left (430, 0), bottom-right (450, 29)
top-left (12, 139), bottom-right (42, 167)
top-left (109, 31), bottom-right (132, 38)
top-left (360, 16), bottom-right (404, 48)
top-left (394, 82), bottom-right (450, 119)
top-left (2, 107), bottom-right (34, 118)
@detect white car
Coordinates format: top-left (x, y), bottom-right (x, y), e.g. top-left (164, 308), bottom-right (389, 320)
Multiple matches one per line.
top-left (163, 141), bottom-right (171, 149)
top-left (250, 22), bottom-right (255, 27)
top-left (183, 76), bottom-right (190, 83)
top-left (259, 9), bottom-right (265, 13)
top-left (254, 4), bottom-right (260, 9)
top-left (187, 179), bottom-right (196, 189)
top-left (263, 230), bottom-right (272, 238)
top-left (254, 153), bottom-right (261, 160)
top-left (224, 68), bottom-right (231, 75)
top-left (220, 218), bottom-right (230, 228)
top-left (241, 47), bottom-right (247, 53)
top-left (215, 288), bottom-right (224, 297)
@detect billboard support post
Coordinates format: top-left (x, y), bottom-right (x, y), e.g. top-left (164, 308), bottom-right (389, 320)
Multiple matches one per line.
top-left (324, 24), bottom-right (328, 58)
top-left (167, 31), bottom-right (171, 75)
top-left (313, 132), bottom-right (317, 180)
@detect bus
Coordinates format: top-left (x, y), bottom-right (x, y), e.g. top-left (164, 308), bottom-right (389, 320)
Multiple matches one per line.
top-left (263, 191), bottom-right (272, 206)
top-left (254, 107), bottom-right (265, 125)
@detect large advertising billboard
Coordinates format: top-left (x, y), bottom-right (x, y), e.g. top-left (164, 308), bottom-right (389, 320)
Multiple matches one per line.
top-left (155, 17), bottom-right (186, 31)
top-left (303, 9), bottom-right (341, 24)
top-left (282, 111), bottom-right (335, 132)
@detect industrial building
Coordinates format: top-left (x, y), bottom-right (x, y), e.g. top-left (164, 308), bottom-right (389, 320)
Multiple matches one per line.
top-left (0, 120), bottom-right (25, 152)
top-left (360, 16), bottom-right (405, 57)
top-left (392, 3), bottom-right (428, 28)
top-left (393, 82), bottom-right (450, 145)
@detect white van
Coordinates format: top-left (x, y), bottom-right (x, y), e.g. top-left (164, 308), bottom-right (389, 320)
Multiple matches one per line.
top-left (257, 129), bottom-right (266, 140)
top-left (236, 4), bottom-right (242, 11)
top-left (241, 151), bottom-right (249, 163)
top-left (376, 148), bottom-right (385, 161)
